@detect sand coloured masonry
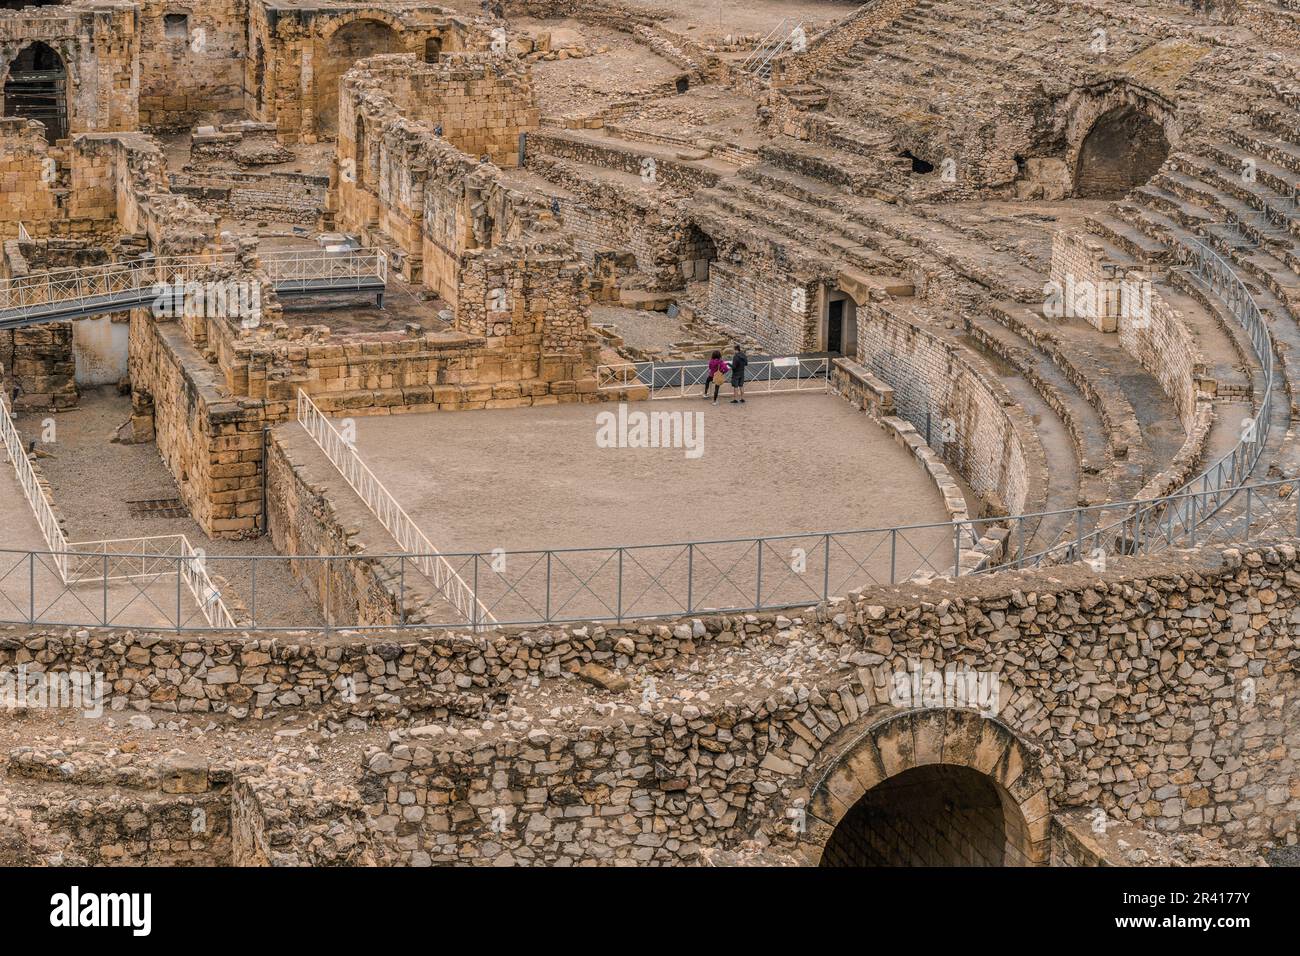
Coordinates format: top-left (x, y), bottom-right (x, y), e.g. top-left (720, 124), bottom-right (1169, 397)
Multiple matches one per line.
top-left (0, 0), bottom-right (1297, 867)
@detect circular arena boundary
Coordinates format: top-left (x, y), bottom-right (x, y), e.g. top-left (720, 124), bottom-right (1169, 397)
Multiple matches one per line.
top-left (0, 242), bottom-right (1286, 632)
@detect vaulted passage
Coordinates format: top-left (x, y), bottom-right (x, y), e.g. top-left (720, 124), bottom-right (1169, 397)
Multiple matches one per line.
top-left (316, 20), bottom-right (403, 137)
top-left (1074, 105), bottom-right (1169, 200)
top-left (3, 41), bottom-right (67, 143)
top-left (819, 764), bottom-right (1033, 866)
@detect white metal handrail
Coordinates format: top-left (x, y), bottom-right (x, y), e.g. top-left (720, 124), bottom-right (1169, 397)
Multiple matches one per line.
top-left (296, 390), bottom-right (493, 627)
top-left (740, 19), bottom-right (806, 79)
top-left (260, 248), bottom-right (387, 286)
top-left (597, 355), bottom-right (831, 400)
top-left (63, 533), bottom-right (236, 629)
top-left (0, 250), bottom-right (387, 323)
top-left (0, 389), bottom-right (68, 582)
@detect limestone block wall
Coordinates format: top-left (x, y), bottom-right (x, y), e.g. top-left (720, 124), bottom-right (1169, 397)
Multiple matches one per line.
top-left (365, 52), bottom-right (539, 168)
top-left (265, 428), bottom-right (428, 628)
top-left (0, 4), bottom-right (140, 136)
top-left (56, 133), bottom-right (216, 253)
top-left (705, 257), bottom-right (819, 354)
top-left (356, 543), bottom-right (1298, 864)
top-left (0, 120), bottom-right (60, 238)
top-left (136, 0), bottom-right (249, 128)
top-left (171, 170), bottom-right (329, 226)
top-left (525, 153), bottom-right (693, 290)
top-left (855, 303), bottom-right (1035, 516)
top-left (246, 3), bottom-right (476, 144)
top-left (207, 313), bottom-right (598, 413)
top-left (2, 541), bottom-right (1297, 861)
top-left (1051, 230), bottom-right (1217, 500)
top-left (334, 52), bottom-right (596, 380)
top-left (128, 316), bottom-right (272, 538)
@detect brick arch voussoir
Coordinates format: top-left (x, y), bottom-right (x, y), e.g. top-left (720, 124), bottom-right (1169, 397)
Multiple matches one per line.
top-left (800, 707), bottom-right (1052, 865)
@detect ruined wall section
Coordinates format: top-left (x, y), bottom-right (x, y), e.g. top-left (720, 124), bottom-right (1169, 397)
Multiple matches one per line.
top-left (128, 316), bottom-right (273, 538)
top-left (351, 543), bottom-right (1297, 864)
top-left (856, 301), bottom-right (1037, 517)
top-left (1050, 231), bottom-right (1216, 501)
top-left (246, 3), bottom-right (480, 144)
top-left (0, 3), bottom-right (140, 137)
top-left (336, 53), bottom-right (596, 386)
top-left (136, 0), bottom-right (248, 129)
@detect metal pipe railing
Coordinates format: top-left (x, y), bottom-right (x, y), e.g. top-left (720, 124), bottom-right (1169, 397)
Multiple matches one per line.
top-left (296, 389), bottom-right (492, 627)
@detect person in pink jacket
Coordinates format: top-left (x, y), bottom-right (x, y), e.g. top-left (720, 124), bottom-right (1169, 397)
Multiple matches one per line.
top-left (703, 350), bottom-right (729, 405)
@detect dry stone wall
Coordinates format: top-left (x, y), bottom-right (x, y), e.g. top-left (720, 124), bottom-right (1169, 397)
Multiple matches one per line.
top-left (3, 540), bottom-right (1295, 863)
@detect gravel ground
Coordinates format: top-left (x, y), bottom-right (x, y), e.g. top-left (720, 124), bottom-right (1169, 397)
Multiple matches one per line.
top-left (15, 387), bottom-right (322, 628)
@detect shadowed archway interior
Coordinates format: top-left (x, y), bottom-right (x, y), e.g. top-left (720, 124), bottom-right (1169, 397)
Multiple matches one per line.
top-left (3, 40), bottom-right (67, 143)
top-left (1074, 105), bottom-right (1169, 200)
top-left (819, 763), bottom-right (1033, 866)
top-left (316, 19), bottom-right (403, 137)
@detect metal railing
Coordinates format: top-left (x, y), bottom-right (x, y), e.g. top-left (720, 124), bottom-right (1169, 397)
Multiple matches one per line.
top-left (61, 534), bottom-right (236, 630)
top-left (739, 19), bottom-right (807, 79)
top-left (597, 355), bottom-right (831, 399)
top-left (0, 476), bottom-right (1294, 632)
top-left (296, 390), bottom-right (493, 626)
top-left (260, 248), bottom-right (387, 295)
top-left (2, 369), bottom-right (233, 627)
top-left (0, 389), bottom-right (68, 582)
top-left (0, 249), bottom-right (388, 327)
top-left (1000, 236), bottom-right (1275, 570)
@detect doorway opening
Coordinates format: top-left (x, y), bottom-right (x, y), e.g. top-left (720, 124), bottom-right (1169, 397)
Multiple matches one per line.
top-left (3, 41), bottom-right (68, 143)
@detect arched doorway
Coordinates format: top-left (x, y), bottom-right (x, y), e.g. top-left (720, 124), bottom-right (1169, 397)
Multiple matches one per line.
top-left (3, 41), bottom-right (68, 143)
top-left (316, 19), bottom-right (402, 138)
top-left (802, 709), bottom-right (1052, 866)
top-left (1074, 105), bottom-right (1169, 200)
top-left (820, 763), bottom-right (1032, 865)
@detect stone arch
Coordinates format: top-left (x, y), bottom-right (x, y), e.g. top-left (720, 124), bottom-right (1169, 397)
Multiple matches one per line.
top-left (1074, 106), bottom-right (1170, 199)
top-left (800, 708), bottom-right (1052, 866)
top-left (3, 41), bottom-right (68, 143)
top-left (1064, 81), bottom-right (1177, 200)
top-left (315, 15), bottom-right (406, 138)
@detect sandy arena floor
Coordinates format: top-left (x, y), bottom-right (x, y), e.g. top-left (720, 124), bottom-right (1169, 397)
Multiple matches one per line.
top-left (342, 393), bottom-right (960, 622)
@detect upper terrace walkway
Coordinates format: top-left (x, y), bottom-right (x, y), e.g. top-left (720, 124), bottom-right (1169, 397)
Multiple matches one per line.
top-left (0, 248), bottom-right (387, 330)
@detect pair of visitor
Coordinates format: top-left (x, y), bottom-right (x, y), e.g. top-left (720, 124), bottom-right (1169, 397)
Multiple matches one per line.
top-left (702, 346), bottom-right (748, 405)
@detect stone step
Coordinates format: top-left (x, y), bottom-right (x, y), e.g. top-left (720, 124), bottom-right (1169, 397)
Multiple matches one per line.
top-left (981, 302), bottom-right (1151, 501)
top-left (1174, 152), bottom-right (1298, 248)
top-left (1115, 202), bottom-right (1300, 433)
top-left (962, 309), bottom-right (1109, 508)
top-left (1085, 213), bottom-right (1169, 264)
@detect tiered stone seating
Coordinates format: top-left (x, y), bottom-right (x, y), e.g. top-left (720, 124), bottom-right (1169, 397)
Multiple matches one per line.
top-left (1085, 72), bottom-right (1300, 486)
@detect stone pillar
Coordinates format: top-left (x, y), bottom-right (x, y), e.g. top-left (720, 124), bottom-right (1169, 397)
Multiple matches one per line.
top-left (299, 47), bottom-right (316, 144)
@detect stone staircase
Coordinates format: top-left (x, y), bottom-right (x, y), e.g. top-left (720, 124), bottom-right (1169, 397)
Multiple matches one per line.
top-left (1085, 80), bottom-right (1300, 484)
top-left (690, 145), bottom-right (1197, 535)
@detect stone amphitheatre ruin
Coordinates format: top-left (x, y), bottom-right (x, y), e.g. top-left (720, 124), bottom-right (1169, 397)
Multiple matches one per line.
top-left (0, 0), bottom-right (1296, 869)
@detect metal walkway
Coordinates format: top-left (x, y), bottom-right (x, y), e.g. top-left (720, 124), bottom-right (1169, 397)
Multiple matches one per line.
top-left (0, 248), bottom-right (387, 330)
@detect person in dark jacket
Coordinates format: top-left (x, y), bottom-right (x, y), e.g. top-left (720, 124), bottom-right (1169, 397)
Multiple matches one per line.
top-left (729, 345), bottom-right (749, 403)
